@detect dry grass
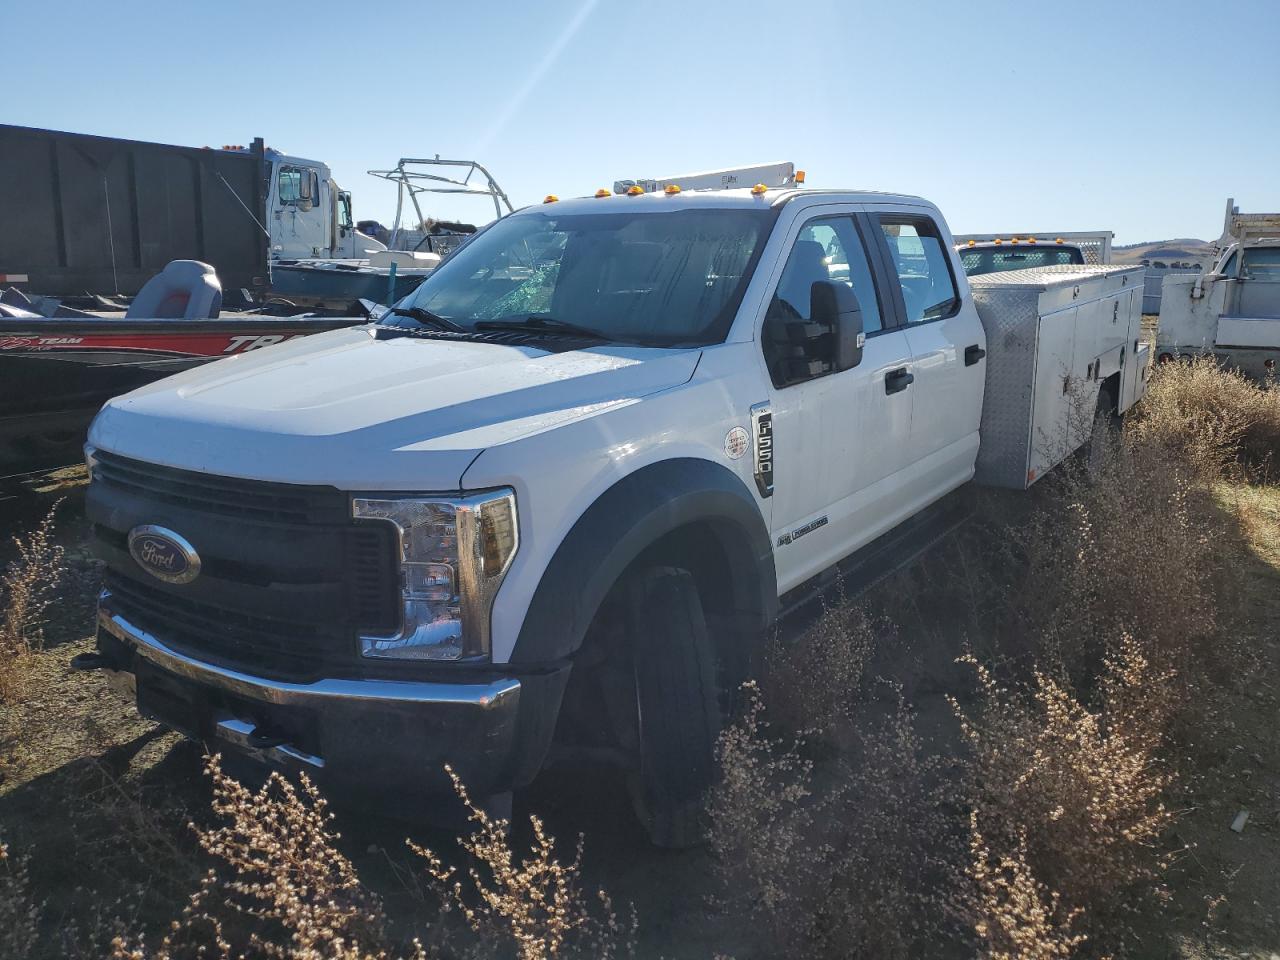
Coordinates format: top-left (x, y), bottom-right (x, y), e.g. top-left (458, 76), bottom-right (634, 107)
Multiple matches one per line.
top-left (0, 502), bottom-right (65, 703)
top-left (712, 360), bottom-right (1274, 958)
top-left (949, 637), bottom-right (1176, 948)
top-left (104, 757), bottom-right (632, 960)
top-left (413, 767), bottom-right (635, 960)
top-left (1129, 356), bottom-right (1280, 478)
top-left (0, 840), bottom-right (40, 959)
top-left (708, 674), bottom-right (955, 958)
top-left (962, 815), bottom-right (1086, 960)
top-left (759, 593), bottom-right (878, 743)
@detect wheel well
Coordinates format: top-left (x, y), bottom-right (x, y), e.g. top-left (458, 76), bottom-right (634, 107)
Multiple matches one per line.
top-left (557, 518), bottom-right (766, 750)
top-left (1099, 371), bottom-right (1121, 412)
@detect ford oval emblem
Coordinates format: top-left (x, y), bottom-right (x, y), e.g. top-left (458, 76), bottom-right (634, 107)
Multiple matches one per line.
top-left (127, 525), bottom-right (201, 584)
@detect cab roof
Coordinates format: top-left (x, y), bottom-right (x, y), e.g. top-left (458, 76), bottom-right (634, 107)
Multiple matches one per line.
top-left (519, 186), bottom-right (928, 216)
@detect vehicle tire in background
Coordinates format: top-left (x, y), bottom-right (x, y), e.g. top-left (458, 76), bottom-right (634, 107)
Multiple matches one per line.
top-left (623, 566), bottom-right (721, 849)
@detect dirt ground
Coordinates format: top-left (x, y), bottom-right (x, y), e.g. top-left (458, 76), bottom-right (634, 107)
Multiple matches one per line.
top-left (1, 468), bottom-right (1277, 958)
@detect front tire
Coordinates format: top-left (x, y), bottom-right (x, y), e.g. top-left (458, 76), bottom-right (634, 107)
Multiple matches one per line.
top-left (623, 566), bottom-right (721, 849)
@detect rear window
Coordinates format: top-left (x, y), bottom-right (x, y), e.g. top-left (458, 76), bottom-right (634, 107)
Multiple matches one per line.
top-left (960, 246), bottom-right (1085, 276)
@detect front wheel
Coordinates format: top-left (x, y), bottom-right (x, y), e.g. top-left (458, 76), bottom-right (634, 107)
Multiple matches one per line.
top-left (623, 566), bottom-right (722, 849)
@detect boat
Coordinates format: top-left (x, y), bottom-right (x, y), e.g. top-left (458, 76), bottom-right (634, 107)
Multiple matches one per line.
top-left (268, 250), bottom-right (442, 310)
top-left (264, 158), bottom-right (509, 310)
top-left (0, 263), bottom-right (361, 479)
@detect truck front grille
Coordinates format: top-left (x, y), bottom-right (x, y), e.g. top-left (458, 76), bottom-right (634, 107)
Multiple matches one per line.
top-left (103, 572), bottom-right (351, 681)
top-left (89, 453), bottom-right (400, 680)
top-left (94, 450), bottom-right (349, 525)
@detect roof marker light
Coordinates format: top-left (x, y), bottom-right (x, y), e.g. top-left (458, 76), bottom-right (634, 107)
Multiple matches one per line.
top-left (595, 188), bottom-right (611, 198)
top-left (665, 184), bottom-right (682, 195)
top-left (1028, 237), bottom-right (1037, 243)
top-left (1056, 237), bottom-right (1064, 244)
top-left (967, 239), bottom-right (976, 246)
top-left (627, 184), bottom-right (645, 196)
top-left (751, 183), bottom-right (768, 195)
top-left (543, 194), bottom-right (559, 204)
top-left (994, 238), bottom-right (1003, 245)
top-left (795, 170), bottom-right (806, 184)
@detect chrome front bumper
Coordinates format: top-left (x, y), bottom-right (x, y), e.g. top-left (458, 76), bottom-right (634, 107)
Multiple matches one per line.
top-left (97, 603), bottom-right (522, 712)
top-left (92, 594), bottom-right (556, 805)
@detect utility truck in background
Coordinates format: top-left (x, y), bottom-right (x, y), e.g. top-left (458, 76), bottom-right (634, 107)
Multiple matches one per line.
top-left (1157, 198), bottom-right (1280, 378)
top-left (956, 238), bottom-right (1086, 277)
top-left (77, 163), bottom-right (1149, 846)
top-left (0, 124), bottom-right (384, 299)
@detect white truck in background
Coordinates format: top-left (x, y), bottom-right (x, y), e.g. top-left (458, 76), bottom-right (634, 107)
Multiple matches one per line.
top-left (244, 145), bottom-right (386, 261)
top-left (1157, 199), bottom-right (1280, 378)
top-left (77, 163), bottom-right (1148, 847)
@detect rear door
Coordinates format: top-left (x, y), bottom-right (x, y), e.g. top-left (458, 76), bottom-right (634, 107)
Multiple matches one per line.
top-left (761, 209), bottom-right (916, 593)
top-left (870, 209), bottom-right (985, 501)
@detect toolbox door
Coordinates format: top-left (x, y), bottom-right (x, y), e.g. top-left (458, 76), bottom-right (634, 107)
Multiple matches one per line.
top-left (1027, 306), bottom-right (1079, 485)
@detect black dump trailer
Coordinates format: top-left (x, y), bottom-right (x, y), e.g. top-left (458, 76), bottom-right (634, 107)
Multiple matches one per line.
top-left (0, 124), bottom-right (271, 297)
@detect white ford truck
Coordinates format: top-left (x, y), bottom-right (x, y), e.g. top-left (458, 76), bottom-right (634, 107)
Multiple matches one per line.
top-left (78, 164), bottom-right (1148, 846)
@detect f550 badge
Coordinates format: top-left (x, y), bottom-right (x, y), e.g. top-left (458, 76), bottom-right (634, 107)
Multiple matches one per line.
top-left (750, 402), bottom-right (773, 498)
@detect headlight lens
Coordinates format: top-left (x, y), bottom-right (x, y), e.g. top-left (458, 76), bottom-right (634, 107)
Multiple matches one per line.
top-left (352, 490), bottom-right (518, 662)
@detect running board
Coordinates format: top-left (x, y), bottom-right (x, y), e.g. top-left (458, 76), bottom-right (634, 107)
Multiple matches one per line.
top-left (777, 491), bottom-right (971, 620)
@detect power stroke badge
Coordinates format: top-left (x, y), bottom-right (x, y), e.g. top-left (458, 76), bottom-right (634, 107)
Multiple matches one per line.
top-left (128, 525), bottom-right (202, 585)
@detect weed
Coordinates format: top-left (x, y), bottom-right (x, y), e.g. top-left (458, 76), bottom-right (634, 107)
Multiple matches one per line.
top-left (0, 840), bottom-right (40, 959)
top-left (0, 502), bottom-right (66, 702)
top-left (412, 766), bottom-right (635, 960)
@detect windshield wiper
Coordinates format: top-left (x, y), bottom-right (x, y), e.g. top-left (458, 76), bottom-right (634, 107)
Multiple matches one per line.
top-left (473, 316), bottom-right (612, 341)
top-left (386, 306), bottom-right (467, 333)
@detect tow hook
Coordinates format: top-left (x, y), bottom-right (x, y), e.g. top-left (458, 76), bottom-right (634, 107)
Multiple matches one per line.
top-left (214, 715), bottom-right (325, 771)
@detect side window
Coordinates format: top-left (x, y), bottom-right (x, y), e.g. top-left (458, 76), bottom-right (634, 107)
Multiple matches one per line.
top-left (879, 217), bottom-right (959, 323)
top-left (1241, 248), bottom-right (1280, 280)
top-left (278, 167), bottom-right (301, 204)
top-left (763, 216), bottom-right (883, 388)
top-left (1219, 250), bottom-right (1238, 277)
top-left (277, 167), bottom-right (317, 206)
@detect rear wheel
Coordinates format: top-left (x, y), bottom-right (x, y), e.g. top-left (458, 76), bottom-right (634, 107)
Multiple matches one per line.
top-left (1084, 385), bottom-right (1121, 480)
top-left (622, 566), bottom-right (721, 848)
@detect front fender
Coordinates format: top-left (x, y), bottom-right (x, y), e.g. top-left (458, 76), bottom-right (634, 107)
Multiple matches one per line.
top-left (510, 457), bottom-right (776, 664)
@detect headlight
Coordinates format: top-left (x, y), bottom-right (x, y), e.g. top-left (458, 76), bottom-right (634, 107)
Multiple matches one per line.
top-left (352, 489), bottom-right (518, 662)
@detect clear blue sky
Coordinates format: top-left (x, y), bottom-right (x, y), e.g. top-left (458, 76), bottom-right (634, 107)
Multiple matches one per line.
top-left (7, 0), bottom-right (1278, 244)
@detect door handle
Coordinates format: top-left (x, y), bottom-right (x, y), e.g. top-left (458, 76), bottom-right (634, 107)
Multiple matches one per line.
top-left (965, 344), bottom-right (987, 366)
top-left (885, 367), bottom-right (914, 394)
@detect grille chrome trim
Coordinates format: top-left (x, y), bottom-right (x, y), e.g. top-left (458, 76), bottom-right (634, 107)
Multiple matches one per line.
top-left (99, 593), bottom-right (522, 710)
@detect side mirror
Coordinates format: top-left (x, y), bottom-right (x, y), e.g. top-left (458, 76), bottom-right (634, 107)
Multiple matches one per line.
top-left (810, 280), bottom-right (864, 370)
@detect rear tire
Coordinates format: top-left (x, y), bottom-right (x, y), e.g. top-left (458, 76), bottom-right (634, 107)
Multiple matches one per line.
top-left (1085, 385), bottom-right (1121, 480)
top-left (623, 566), bottom-right (721, 849)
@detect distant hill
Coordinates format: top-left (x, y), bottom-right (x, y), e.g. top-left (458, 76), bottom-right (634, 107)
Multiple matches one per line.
top-left (1112, 238), bottom-right (1215, 266)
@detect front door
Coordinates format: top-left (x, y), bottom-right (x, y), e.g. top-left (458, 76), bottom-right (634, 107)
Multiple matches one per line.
top-left (762, 212), bottom-right (916, 594)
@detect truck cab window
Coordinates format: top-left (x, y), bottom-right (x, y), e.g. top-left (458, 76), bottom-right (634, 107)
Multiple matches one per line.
top-left (880, 218), bottom-right (959, 322)
top-left (278, 168), bottom-right (301, 204)
top-left (277, 167), bottom-right (318, 206)
top-left (763, 216), bottom-right (882, 388)
top-left (1241, 248), bottom-right (1280, 280)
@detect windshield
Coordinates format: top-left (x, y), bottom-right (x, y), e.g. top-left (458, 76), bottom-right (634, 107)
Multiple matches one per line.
top-left (398, 206), bottom-right (776, 346)
top-left (959, 245), bottom-right (1085, 276)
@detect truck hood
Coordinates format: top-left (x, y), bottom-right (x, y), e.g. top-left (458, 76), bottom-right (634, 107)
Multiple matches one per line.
top-left (89, 326), bottom-right (701, 490)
